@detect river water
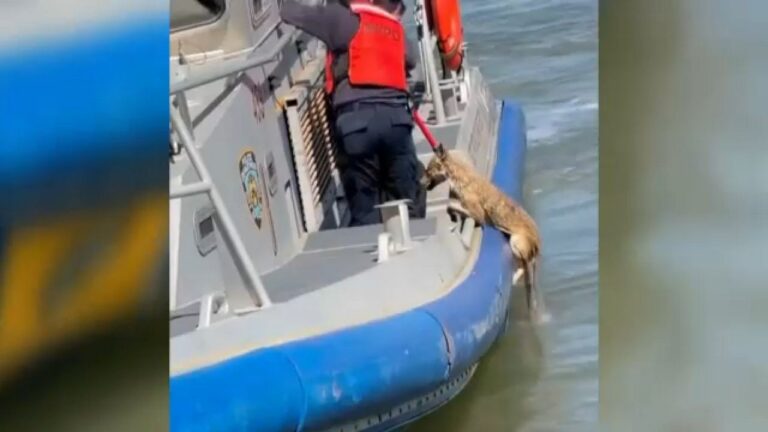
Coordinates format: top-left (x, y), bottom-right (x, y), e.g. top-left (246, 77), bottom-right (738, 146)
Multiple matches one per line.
top-left (411, 0), bottom-right (598, 430)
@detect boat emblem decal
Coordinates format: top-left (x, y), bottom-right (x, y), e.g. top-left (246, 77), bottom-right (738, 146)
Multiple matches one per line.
top-left (239, 150), bottom-right (264, 228)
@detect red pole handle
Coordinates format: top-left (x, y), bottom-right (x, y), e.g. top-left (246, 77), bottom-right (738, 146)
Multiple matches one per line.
top-left (413, 110), bottom-right (446, 158)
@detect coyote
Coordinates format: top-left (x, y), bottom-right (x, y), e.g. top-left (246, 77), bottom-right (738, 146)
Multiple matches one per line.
top-left (421, 151), bottom-right (546, 321)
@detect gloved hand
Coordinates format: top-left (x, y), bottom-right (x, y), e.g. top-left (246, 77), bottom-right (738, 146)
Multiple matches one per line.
top-left (409, 81), bottom-right (426, 110)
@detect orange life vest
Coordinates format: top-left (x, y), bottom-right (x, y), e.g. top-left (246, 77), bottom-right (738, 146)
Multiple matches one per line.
top-left (324, 3), bottom-right (407, 95)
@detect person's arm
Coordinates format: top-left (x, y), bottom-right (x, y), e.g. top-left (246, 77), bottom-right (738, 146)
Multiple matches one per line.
top-left (405, 38), bottom-right (419, 72)
top-left (405, 38), bottom-right (426, 96)
top-left (280, 1), bottom-right (352, 49)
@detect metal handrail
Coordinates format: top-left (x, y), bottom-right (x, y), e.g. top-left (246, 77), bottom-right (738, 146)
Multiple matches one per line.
top-left (170, 104), bottom-right (272, 309)
top-left (414, 0), bottom-right (447, 124)
top-left (168, 19), bottom-right (300, 313)
top-left (170, 25), bottom-right (298, 94)
top-left (170, 181), bottom-right (211, 199)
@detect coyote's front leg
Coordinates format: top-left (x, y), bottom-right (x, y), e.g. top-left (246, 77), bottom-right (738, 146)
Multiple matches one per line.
top-left (447, 198), bottom-right (471, 219)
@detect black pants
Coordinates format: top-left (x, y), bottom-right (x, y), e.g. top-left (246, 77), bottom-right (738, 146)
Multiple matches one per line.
top-left (334, 102), bottom-right (426, 227)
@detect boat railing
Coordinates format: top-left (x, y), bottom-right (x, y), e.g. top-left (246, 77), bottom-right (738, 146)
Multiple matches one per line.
top-left (169, 22), bottom-right (299, 315)
top-left (170, 20), bottom-right (293, 94)
top-left (412, 0), bottom-right (469, 124)
top-left (170, 106), bottom-right (272, 312)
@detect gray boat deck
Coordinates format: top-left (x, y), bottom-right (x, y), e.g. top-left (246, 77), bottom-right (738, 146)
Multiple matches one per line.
top-left (171, 218), bottom-right (438, 336)
top-left (265, 218), bottom-right (437, 302)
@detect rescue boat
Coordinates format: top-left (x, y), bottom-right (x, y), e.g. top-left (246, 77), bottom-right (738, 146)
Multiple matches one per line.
top-left (169, 0), bottom-right (530, 430)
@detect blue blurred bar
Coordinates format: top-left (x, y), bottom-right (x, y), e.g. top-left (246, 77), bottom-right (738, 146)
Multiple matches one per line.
top-left (0, 1), bottom-right (169, 400)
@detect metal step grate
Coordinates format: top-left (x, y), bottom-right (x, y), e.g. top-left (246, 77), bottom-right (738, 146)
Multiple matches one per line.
top-left (299, 86), bottom-right (337, 206)
top-left (283, 63), bottom-right (343, 232)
